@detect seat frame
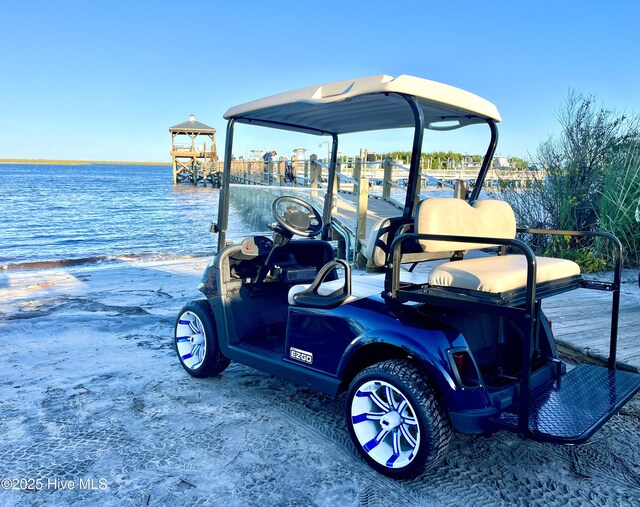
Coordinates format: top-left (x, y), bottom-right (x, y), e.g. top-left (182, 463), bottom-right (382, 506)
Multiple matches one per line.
top-left (386, 227), bottom-right (623, 437)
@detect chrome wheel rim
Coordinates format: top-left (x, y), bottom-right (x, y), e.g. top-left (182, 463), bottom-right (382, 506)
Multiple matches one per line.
top-left (351, 380), bottom-right (420, 469)
top-left (175, 311), bottom-right (207, 370)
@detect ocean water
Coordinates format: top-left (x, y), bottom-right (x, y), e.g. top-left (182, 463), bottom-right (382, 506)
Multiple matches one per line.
top-left (0, 164), bottom-right (260, 268)
top-left (0, 163), bottom-right (462, 270)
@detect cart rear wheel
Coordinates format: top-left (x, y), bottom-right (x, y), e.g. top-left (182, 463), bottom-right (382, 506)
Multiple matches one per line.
top-left (174, 300), bottom-right (230, 378)
top-left (346, 359), bottom-right (452, 479)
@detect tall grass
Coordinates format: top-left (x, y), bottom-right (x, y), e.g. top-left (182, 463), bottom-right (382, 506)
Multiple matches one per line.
top-left (597, 137), bottom-right (640, 267)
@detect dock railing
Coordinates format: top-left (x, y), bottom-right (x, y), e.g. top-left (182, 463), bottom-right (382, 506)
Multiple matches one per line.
top-left (212, 155), bottom-right (546, 262)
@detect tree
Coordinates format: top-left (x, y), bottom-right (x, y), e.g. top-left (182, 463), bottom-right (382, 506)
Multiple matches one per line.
top-left (379, 151), bottom-right (483, 167)
top-left (545, 91), bottom-right (634, 231)
top-left (509, 157), bottom-right (529, 170)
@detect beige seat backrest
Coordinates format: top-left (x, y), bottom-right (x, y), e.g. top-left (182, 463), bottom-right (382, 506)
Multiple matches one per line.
top-left (366, 217), bottom-right (398, 267)
top-left (366, 216), bottom-right (454, 268)
top-left (415, 198), bottom-right (517, 253)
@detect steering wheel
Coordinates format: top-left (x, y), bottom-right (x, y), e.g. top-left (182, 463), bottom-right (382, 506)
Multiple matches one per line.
top-left (271, 196), bottom-right (323, 238)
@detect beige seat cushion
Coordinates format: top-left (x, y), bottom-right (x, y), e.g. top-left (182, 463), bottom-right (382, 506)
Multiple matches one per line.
top-left (429, 255), bottom-right (580, 294)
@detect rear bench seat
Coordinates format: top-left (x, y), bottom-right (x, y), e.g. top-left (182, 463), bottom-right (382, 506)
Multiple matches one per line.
top-left (417, 198), bottom-right (580, 294)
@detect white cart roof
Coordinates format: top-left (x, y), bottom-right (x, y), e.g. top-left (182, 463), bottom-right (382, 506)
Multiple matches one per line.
top-left (224, 74), bottom-right (501, 135)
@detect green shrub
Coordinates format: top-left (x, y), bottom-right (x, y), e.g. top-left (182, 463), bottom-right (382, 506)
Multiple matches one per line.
top-left (544, 235), bottom-right (608, 273)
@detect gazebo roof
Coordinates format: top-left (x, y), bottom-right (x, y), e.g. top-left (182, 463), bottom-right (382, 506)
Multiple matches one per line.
top-left (169, 115), bottom-right (216, 133)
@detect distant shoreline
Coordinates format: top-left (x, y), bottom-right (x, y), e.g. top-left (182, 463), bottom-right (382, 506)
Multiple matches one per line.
top-left (0, 158), bottom-right (171, 166)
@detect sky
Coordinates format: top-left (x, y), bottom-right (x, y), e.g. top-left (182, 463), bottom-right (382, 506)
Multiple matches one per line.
top-left (1, 0), bottom-right (638, 162)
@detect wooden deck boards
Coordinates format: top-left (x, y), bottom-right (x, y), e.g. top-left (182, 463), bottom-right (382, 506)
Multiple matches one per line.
top-left (543, 281), bottom-right (640, 369)
top-left (331, 193), bottom-right (403, 238)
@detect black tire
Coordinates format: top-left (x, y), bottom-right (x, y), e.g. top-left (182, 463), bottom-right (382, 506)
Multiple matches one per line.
top-left (174, 300), bottom-right (230, 378)
top-left (345, 359), bottom-right (452, 479)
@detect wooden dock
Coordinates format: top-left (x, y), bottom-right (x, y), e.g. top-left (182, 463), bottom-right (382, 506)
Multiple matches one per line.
top-left (226, 156), bottom-right (465, 262)
top-left (188, 155), bottom-right (545, 189)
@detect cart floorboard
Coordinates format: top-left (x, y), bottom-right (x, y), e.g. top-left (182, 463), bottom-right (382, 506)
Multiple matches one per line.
top-left (492, 364), bottom-right (640, 443)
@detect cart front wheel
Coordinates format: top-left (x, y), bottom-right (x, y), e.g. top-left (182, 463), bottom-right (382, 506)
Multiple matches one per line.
top-left (174, 300), bottom-right (230, 378)
top-left (346, 359), bottom-right (452, 479)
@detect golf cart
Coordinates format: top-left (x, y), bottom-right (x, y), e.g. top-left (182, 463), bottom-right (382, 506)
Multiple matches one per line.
top-left (174, 75), bottom-right (640, 479)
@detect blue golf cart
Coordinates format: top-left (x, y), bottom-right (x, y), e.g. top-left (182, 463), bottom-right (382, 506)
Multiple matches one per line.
top-left (174, 75), bottom-right (640, 478)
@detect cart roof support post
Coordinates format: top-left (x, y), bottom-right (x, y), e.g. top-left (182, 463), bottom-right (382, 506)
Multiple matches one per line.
top-left (401, 95), bottom-right (425, 221)
top-left (217, 119), bottom-right (236, 251)
top-left (469, 120), bottom-right (498, 203)
top-left (322, 133), bottom-right (339, 241)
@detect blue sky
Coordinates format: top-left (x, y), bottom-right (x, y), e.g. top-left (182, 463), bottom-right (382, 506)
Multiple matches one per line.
top-left (1, 0), bottom-right (638, 162)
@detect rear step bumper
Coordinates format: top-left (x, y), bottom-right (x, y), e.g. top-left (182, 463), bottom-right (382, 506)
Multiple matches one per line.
top-left (491, 364), bottom-right (640, 444)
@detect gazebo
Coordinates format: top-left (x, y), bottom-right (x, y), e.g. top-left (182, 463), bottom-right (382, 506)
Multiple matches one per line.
top-left (169, 115), bottom-right (218, 184)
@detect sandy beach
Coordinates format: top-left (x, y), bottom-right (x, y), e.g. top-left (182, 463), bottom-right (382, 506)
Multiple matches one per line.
top-left (1, 257), bottom-right (639, 506)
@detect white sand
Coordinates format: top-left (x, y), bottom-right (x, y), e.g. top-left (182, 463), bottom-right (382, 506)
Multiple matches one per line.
top-left (0, 258), bottom-right (639, 506)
